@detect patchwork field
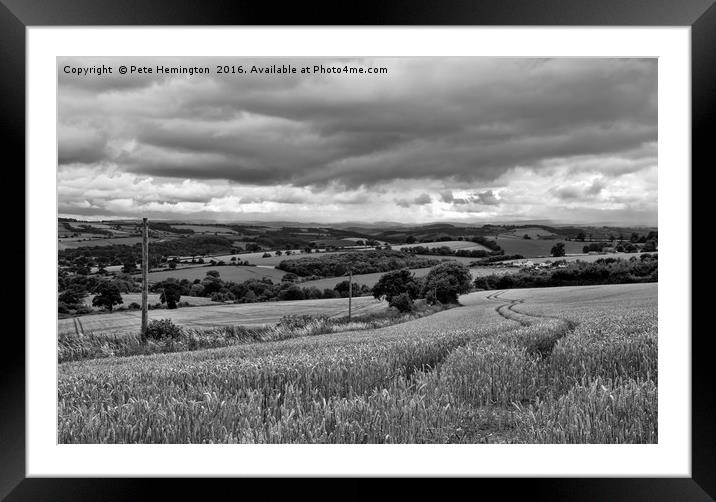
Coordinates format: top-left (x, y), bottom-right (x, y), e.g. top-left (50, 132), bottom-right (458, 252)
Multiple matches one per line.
top-left (58, 296), bottom-right (384, 337)
top-left (58, 282), bottom-right (656, 444)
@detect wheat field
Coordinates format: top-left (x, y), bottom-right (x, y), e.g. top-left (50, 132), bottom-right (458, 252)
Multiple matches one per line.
top-left (58, 283), bottom-right (657, 444)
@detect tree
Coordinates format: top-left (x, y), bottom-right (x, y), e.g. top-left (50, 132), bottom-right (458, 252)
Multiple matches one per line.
top-left (523, 234), bottom-right (532, 239)
top-left (551, 242), bottom-right (566, 257)
top-left (372, 269), bottom-right (421, 303)
top-left (642, 240), bottom-right (657, 252)
top-left (322, 288), bottom-right (339, 299)
top-left (168, 261), bottom-right (177, 270)
top-left (91, 282), bottom-right (123, 311)
top-left (159, 282), bottom-right (183, 309)
top-left (58, 286), bottom-right (87, 307)
top-left (281, 272), bottom-right (299, 283)
top-left (205, 270), bottom-right (221, 278)
top-left (121, 260), bottom-right (137, 274)
top-left (405, 235), bottom-right (417, 244)
top-left (576, 232), bottom-right (587, 242)
top-left (334, 280), bottom-right (362, 298)
top-left (279, 285), bottom-right (305, 301)
top-left (421, 262), bottom-right (472, 304)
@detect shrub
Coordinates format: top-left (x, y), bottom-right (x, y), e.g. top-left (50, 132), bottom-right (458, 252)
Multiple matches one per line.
top-left (128, 302), bottom-right (141, 310)
top-left (143, 318), bottom-right (183, 341)
top-left (211, 291), bottom-right (235, 302)
top-left (278, 314), bottom-right (322, 330)
top-left (389, 292), bottom-right (414, 313)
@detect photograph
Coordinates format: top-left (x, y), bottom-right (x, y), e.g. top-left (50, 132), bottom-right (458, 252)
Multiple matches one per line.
top-left (56, 56), bottom-right (659, 444)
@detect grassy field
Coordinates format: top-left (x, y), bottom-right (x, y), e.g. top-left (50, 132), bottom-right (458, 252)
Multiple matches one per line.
top-left (298, 265), bottom-right (515, 291)
top-left (500, 252), bottom-right (656, 266)
top-left (392, 240), bottom-right (492, 252)
top-left (499, 227), bottom-right (558, 239)
top-left (171, 224), bottom-right (237, 234)
top-left (80, 293), bottom-right (218, 310)
top-left (58, 282), bottom-right (656, 443)
top-left (58, 296), bottom-right (384, 337)
top-left (147, 265), bottom-right (287, 284)
top-left (59, 236), bottom-right (147, 250)
top-left (487, 235), bottom-right (585, 257)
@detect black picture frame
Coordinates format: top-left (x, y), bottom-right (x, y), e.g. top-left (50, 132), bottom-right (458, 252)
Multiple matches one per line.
top-left (4, 0), bottom-right (712, 499)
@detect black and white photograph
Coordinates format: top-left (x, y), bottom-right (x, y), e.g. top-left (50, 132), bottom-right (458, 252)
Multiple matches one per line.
top-left (57, 56), bottom-right (658, 444)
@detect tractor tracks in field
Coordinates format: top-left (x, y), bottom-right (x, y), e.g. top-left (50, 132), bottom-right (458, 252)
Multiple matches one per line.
top-left (485, 290), bottom-right (569, 327)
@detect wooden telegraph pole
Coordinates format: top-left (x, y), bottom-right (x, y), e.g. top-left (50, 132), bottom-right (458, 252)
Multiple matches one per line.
top-left (348, 268), bottom-right (352, 321)
top-left (141, 217), bottom-right (149, 339)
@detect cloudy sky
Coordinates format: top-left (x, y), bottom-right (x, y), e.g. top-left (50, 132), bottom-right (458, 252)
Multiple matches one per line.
top-left (58, 57), bottom-right (657, 225)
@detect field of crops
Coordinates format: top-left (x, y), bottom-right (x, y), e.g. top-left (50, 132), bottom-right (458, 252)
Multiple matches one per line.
top-left (147, 265), bottom-right (287, 283)
top-left (171, 225), bottom-right (237, 234)
top-left (392, 240), bottom-right (492, 252)
top-left (58, 236), bottom-right (146, 250)
top-left (58, 296), bottom-right (384, 337)
top-left (298, 265), bottom-right (515, 291)
top-left (487, 236), bottom-right (585, 257)
top-left (79, 293), bottom-right (218, 311)
top-left (58, 282), bottom-right (656, 443)
top-left (500, 252), bottom-right (657, 266)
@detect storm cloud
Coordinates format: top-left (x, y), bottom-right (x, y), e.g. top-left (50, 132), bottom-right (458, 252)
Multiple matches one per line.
top-left (58, 57), bottom-right (657, 225)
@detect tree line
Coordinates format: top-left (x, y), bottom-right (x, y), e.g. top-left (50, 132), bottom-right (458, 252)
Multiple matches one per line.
top-left (276, 250), bottom-right (441, 278)
top-left (473, 255), bottom-right (658, 290)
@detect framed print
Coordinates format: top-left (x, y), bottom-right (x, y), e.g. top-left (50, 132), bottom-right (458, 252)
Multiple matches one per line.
top-left (4, 0), bottom-right (714, 498)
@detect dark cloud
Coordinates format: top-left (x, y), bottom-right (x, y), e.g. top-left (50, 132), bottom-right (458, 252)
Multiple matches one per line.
top-left (470, 190), bottom-right (501, 205)
top-left (440, 191), bottom-right (454, 203)
top-left (58, 57), bottom-right (657, 189)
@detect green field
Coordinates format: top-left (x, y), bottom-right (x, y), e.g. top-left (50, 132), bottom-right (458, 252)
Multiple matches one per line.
top-left (500, 251), bottom-right (656, 266)
top-left (58, 282), bottom-right (656, 443)
top-left (171, 224), bottom-right (237, 234)
top-left (80, 293), bottom-right (218, 310)
top-left (59, 236), bottom-right (147, 250)
top-left (392, 240), bottom-right (492, 252)
top-left (147, 265), bottom-right (287, 284)
top-left (297, 265), bottom-right (515, 291)
top-left (488, 235), bottom-right (585, 257)
top-left (58, 296), bottom-right (384, 337)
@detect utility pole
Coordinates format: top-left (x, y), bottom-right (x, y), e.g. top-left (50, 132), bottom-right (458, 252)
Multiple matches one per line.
top-left (141, 217), bottom-right (149, 339)
top-left (348, 268), bottom-right (352, 322)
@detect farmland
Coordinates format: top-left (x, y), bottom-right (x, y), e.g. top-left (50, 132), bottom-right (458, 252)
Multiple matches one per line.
top-left (58, 296), bottom-right (384, 337)
top-left (59, 236), bottom-right (148, 250)
top-left (298, 265), bottom-right (515, 291)
top-left (487, 235), bottom-right (585, 257)
top-left (498, 251), bottom-right (657, 266)
top-left (171, 224), bottom-right (237, 234)
top-left (58, 282), bottom-right (656, 443)
top-left (79, 293), bottom-right (218, 311)
top-left (146, 265), bottom-right (287, 284)
top-left (392, 240), bottom-right (492, 252)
